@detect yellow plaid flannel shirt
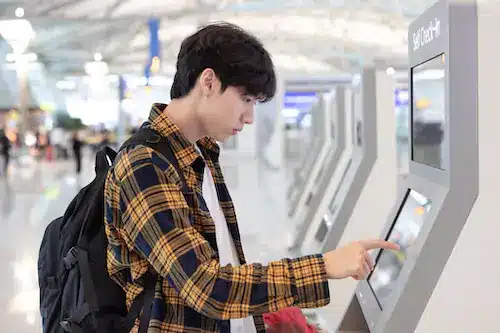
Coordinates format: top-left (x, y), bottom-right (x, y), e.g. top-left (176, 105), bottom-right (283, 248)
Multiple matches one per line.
top-left (104, 103), bottom-right (330, 332)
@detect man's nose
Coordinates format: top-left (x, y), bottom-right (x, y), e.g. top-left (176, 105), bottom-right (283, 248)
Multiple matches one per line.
top-left (243, 108), bottom-right (254, 125)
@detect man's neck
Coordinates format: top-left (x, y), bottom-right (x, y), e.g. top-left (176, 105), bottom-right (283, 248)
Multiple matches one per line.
top-left (164, 99), bottom-right (204, 143)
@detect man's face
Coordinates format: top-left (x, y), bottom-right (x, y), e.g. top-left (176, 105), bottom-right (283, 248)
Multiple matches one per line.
top-left (198, 70), bottom-right (258, 142)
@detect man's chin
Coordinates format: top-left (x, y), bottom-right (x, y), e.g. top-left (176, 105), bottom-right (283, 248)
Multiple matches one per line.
top-left (213, 133), bottom-right (232, 142)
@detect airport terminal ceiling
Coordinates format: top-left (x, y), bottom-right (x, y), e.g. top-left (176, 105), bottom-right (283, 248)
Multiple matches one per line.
top-left (0, 0), bottom-right (443, 81)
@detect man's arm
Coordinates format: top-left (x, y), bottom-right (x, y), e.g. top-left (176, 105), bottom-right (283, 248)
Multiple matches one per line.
top-left (116, 147), bottom-right (330, 320)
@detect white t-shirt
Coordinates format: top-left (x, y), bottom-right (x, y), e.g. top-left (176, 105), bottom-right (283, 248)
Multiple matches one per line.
top-left (197, 146), bottom-right (257, 333)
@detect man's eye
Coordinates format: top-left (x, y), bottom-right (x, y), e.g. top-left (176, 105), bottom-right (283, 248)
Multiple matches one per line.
top-left (241, 94), bottom-right (259, 105)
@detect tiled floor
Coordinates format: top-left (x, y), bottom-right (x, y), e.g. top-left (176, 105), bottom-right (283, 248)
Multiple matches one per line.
top-left (0, 153), bottom-right (97, 333)
top-left (0, 151), bottom-right (292, 333)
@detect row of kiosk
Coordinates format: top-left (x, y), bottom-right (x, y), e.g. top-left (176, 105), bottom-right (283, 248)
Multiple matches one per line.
top-left (284, 0), bottom-right (497, 331)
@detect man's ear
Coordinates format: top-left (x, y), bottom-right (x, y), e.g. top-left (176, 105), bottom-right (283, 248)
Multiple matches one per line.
top-left (200, 68), bottom-right (216, 96)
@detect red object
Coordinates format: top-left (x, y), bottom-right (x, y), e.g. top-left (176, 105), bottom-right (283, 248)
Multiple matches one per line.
top-left (263, 307), bottom-right (318, 333)
top-left (46, 146), bottom-right (53, 161)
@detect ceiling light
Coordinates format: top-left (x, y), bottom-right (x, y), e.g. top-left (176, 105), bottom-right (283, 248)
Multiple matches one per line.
top-left (386, 67), bottom-right (396, 75)
top-left (0, 19), bottom-right (35, 54)
top-left (84, 61), bottom-right (109, 77)
top-left (15, 7), bottom-right (24, 18)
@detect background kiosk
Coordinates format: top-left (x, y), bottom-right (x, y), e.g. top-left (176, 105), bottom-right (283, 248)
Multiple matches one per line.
top-left (285, 77), bottom-right (353, 215)
top-left (298, 68), bottom-right (397, 258)
top-left (288, 85), bottom-right (351, 250)
top-left (287, 77), bottom-right (352, 221)
top-left (286, 94), bottom-right (332, 219)
top-left (336, 1), bottom-right (479, 332)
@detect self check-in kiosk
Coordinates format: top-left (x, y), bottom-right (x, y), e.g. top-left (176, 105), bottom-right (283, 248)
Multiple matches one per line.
top-left (286, 77), bottom-right (352, 224)
top-left (296, 68), bottom-right (397, 259)
top-left (334, 1), bottom-right (480, 332)
top-left (287, 85), bottom-right (352, 251)
top-left (286, 97), bottom-right (329, 209)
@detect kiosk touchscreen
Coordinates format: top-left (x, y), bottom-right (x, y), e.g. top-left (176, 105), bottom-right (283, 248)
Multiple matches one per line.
top-left (368, 189), bottom-right (431, 309)
top-left (335, 1), bottom-right (479, 332)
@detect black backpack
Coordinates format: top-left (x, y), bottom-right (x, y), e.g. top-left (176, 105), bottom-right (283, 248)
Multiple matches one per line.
top-left (38, 128), bottom-right (187, 333)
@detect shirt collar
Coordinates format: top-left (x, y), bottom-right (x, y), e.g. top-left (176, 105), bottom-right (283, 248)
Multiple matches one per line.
top-left (147, 103), bottom-right (220, 168)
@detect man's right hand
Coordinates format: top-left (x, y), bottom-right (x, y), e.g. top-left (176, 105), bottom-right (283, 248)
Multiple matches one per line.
top-left (323, 240), bottom-right (400, 280)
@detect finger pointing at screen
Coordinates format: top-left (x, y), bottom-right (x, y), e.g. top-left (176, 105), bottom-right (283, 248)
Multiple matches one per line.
top-left (323, 240), bottom-right (400, 280)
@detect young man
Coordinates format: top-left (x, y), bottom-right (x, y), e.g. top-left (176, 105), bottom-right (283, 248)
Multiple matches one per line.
top-left (104, 23), bottom-right (398, 333)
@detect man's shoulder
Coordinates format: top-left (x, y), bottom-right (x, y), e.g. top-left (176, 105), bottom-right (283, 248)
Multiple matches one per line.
top-left (112, 143), bottom-right (173, 183)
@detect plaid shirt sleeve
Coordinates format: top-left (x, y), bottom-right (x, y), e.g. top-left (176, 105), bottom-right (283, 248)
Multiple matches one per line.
top-left (116, 147), bottom-right (330, 320)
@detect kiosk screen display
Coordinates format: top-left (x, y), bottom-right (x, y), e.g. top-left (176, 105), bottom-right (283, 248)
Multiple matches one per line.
top-left (328, 159), bottom-right (352, 214)
top-left (411, 54), bottom-right (446, 169)
top-left (368, 189), bottom-right (431, 308)
top-left (315, 216), bottom-right (330, 242)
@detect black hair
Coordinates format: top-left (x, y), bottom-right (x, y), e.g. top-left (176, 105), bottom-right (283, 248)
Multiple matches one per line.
top-left (170, 22), bottom-right (276, 102)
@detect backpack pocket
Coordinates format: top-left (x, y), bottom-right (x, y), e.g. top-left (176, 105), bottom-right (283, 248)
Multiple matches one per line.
top-left (40, 276), bottom-right (62, 333)
top-left (60, 250), bottom-right (89, 332)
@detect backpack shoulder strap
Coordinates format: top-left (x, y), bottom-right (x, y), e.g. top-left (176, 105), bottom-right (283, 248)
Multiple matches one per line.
top-left (116, 130), bottom-right (175, 333)
top-left (120, 128), bottom-right (190, 193)
top-left (95, 146), bottom-right (117, 176)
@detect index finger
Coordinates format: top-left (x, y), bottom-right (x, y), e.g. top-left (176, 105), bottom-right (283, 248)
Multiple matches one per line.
top-left (359, 239), bottom-right (400, 251)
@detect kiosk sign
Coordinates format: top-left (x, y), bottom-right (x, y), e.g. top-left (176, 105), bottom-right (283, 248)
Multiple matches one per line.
top-left (412, 18), bottom-right (441, 51)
